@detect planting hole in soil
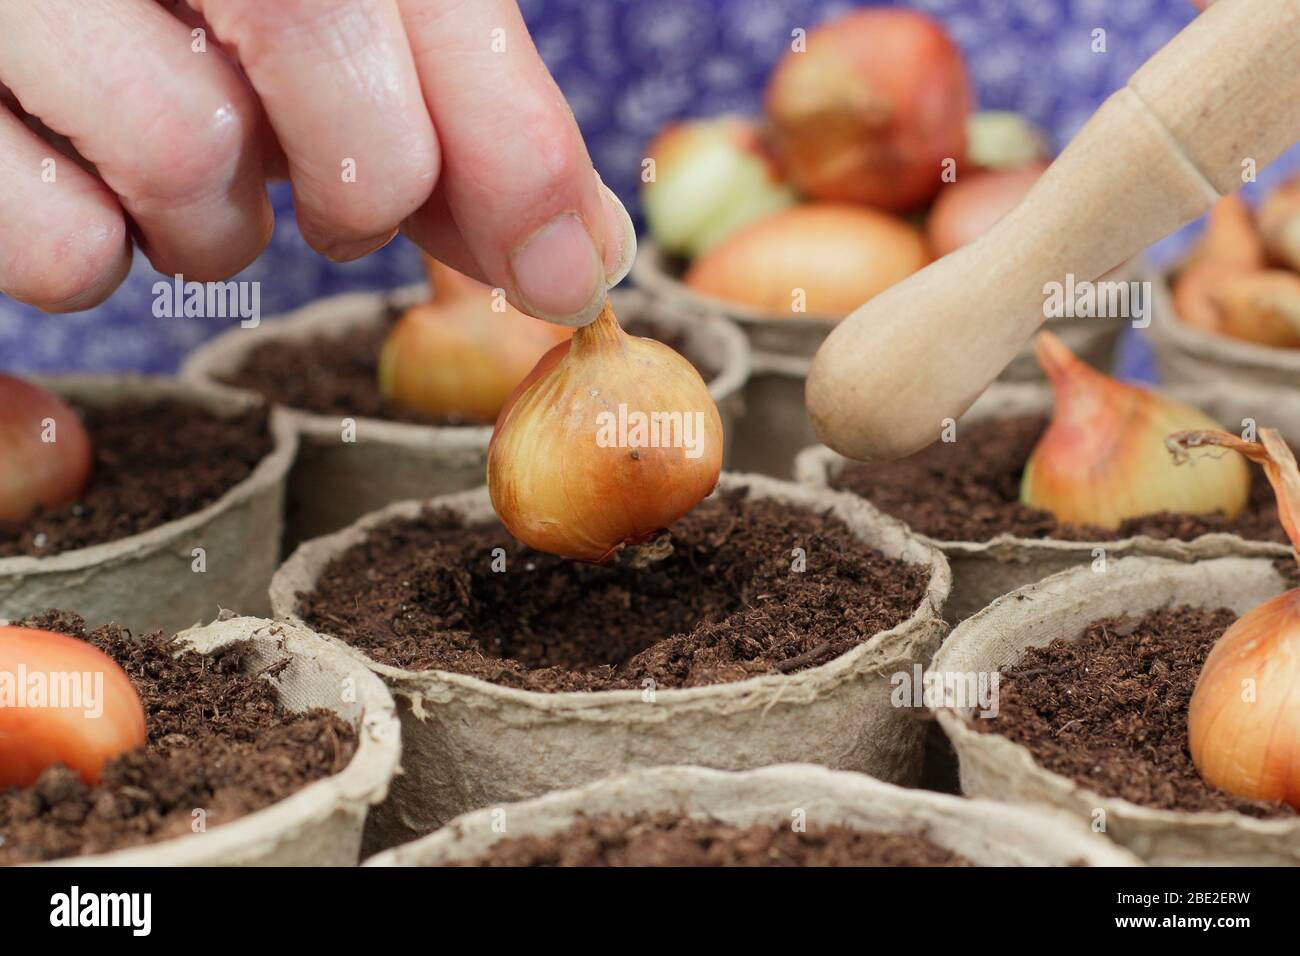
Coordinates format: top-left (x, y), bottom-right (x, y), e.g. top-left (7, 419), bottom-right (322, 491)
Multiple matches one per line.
top-left (0, 400), bottom-right (273, 559)
top-left (0, 610), bottom-right (357, 865)
top-left (453, 813), bottom-right (973, 867)
top-left (296, 489), bottom-right (929, 691)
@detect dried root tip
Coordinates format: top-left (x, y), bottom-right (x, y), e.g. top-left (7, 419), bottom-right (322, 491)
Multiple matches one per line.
top-left (1168, 428), bottom-right (1300, 559)
top-left (620, 533), bottom-right (675, 569)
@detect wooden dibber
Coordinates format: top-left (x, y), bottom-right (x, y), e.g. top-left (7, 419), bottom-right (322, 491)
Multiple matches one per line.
top-left (805, 0), bottom-right (1300, 461)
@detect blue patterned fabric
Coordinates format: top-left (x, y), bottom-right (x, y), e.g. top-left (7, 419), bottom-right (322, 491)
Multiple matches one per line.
top-left (2, 0), bottom-right (1296, 379)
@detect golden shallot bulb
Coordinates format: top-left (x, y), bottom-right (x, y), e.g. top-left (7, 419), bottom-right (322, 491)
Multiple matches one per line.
top-left (1168, 428), bottom-right (1300, 808)
top-left (0, 375), bottom-right (93, 525)
top-left (763, 7), bottom-right (972, 211)
top-left (684, 203), bottom-right (930, 317)
top-left (1259, 174), bottom-right (1300, 271)
top-left (379, 258), bottom-right (573, 422)
top-left (1020, 332), bottom-right (1250, 529)
top-left (0, 626), bottom-right (146, 788)
top-left (487, 299), bottom-right (722, 561)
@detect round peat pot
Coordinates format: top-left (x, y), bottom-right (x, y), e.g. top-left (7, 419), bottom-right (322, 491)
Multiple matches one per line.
top-left (1148, 270), bottom-right (1300, 389)
top-left (0, 377), bottom-right (296, 635)
top-left (730, 352), bottom-right (818, 479)
top-left (181, 284), bottom-right (750, 549)
top-left (631, 238), bottom-right (1138, 374)
top-left (9, 615), bottom-right (401, 867)
top-left (271, 474), bottom-right (951, 844)
top-left (795, 379), bottom-right (1300, 623)
top-left (365, 764), bottom-right (1140, 867)
top-left (931, 557), bottom-right (1300, 866)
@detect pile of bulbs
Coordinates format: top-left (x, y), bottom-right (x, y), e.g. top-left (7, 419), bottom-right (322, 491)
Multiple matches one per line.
top-left (1173, 180), bottom-right (1300, 349)
top-left (640, 7), bottom-right (1052, 318)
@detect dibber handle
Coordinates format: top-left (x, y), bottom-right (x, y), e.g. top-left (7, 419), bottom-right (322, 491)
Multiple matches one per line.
top-left (805, 0), bottom-right (1300, 462)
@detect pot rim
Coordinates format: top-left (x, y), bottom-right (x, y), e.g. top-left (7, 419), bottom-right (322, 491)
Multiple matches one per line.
top-left (34, 614), bottom-right (401, 867)
top-left (0, 375), bottom-right (298, 577)
top-left (363, 762), bottom-right (1142, 867)
top-left (930, 555), bottom-right (1300, 838)
top-left (632, 237), bottom-right (1146, 331)
top-left (179, 282), bottom-right (752, 448)
top-left (1149, 267), bottom-right (1300, 370)
top-left (793, 378), bottom-right (1296, 560)
top-left (270, 472), bottom-right (952, 715)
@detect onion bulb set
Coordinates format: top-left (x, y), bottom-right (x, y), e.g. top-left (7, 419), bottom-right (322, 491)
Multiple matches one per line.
top-left (1020, 332), bottom-right (1250, 529)
top-left (1167, 429), bottom-right (1300, 810)
top-left (1173, 180), bottom-right (1300, 349)
top-left (488, 299), bottom-right (722, 562)
top-left (0, 381), bottom-right (145, 789)
top-left (0, 626), bottom-right (146, 789)
top-left (640, 6), bottom-right (1051, 319)
top-left (379, 257), bottom-right (573, 423)
top-left (0, 374), bottom-right (93, 525)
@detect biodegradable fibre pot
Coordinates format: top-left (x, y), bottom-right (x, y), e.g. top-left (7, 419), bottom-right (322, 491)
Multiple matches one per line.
top-left (1148, 268), bottom-right (1300, 389)
top-left (0, 377), bottom-right (296, 636)
top-left (41, 614), bottom-right (400, 867)
top-left (181, 284), bottom-right (751, 548)
top-left (730, 351), bottom-right (817, 480)
top-left (630, 238), bottom-right (1139, 373)
top-left (270, 473), bottom-right (951, 843)
top-left (364, 763), bottom-right (1141, 867)
top-left (931, 556), bottom-right (1300, 866)
top-left (795, 378), bottom-right (1300, 623)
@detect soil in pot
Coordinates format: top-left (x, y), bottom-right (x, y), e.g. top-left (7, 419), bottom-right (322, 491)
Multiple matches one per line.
top-left (0, 610), bottom-right (357, 864)
top-left (217, 310), bottom-right (720, 427)
top-left (975, 603), bottom-right (1296, 819)
top-left (454, 812), bottom-right (974, 866)
top-left (296, 489), bottom-right (929, 692)
top-left (0, 400), bottom-right (273, 559)
top-left (830, 416), bottom-right (1285, 544)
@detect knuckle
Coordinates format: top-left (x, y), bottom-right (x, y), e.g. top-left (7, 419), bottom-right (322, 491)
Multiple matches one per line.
top-left (300, 146), bottom-right (438, 243)
top-left (7, 218), bottom-right (127, 308)
top-left (122, 100), bottom-right (252, 207)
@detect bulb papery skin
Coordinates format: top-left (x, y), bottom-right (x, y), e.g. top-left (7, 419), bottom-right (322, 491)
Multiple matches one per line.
top-left (1189, 589), bottom-right (1300, 809)
top-left (487, 302), bottom-right (723, 562)
top-left (763, 8), bottom-right (972, 211)
top-left (926, 160), bottom-right (1048, 258)
top-left (1259, 175), bottom-right (1300, 272)
top-left (379, 260), bottom-right (572, 423)
top-left (684, 203), bottom-right (930, 318)
top-left (642, 116), bottom-right (796, 258)
top-left (1209, 270), bottom-right (1300, 349)
top-left (1020, 333), bottom-right (1250, 529)
top-left (0, 375), bottom-right (93, 525)
top-left (1186, 194), bottom-right (1266, 272)
top-left (0, 626), bottom-right (146, 789)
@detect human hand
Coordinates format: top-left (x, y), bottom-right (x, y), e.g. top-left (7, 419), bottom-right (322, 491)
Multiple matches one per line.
top-left (0, 0), bottom-right (634, 326)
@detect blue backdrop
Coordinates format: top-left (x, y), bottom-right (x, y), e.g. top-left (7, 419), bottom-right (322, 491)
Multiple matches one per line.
top-left (2, 0), bottom-right (1295, 377)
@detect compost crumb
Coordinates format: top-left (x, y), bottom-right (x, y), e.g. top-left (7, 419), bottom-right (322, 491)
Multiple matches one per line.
top-left (980, 605), bottom-right (1297, 817)
top-left (0, 610), bottom-right (357, 865)
top-left (455, 813), bottom-right (973, 866)
top-left (831, 415), bottom-right (1284, 544)
top-left (219, 311), bottom-right (718, 425)
top-left (297, 490), bottom-right (930, 691)
top-left (0, 400), bottom-right (273, 558)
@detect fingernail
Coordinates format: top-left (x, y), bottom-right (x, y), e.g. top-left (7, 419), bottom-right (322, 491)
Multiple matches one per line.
top-left (322, 230), bottom-right (397, 263)
top-left (597, 175), bottom-right (637, 287)
top-left (509, 212), bottom-right (605, 326)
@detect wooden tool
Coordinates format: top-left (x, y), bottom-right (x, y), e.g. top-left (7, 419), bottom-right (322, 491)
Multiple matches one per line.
top-left (805, 0), bottom-right (1300, 461)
